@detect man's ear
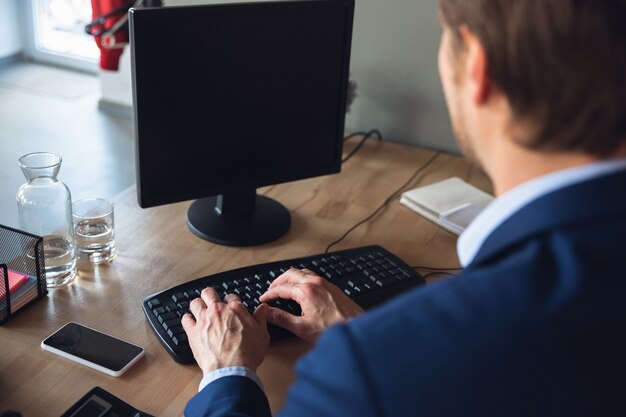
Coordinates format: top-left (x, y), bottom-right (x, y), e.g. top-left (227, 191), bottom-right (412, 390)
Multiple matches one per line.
top-left (459, 26), bottom-right (491, 105)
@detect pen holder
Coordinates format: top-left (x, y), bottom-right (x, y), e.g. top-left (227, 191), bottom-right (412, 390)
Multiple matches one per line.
top-left (0, 224), bottom-right (47, 324)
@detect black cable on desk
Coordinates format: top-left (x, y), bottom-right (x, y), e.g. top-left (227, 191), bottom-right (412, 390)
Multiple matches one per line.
top-left (342, 129), bottom-right (383, 164)
top-left (413, 266), bottom-right (463, 280)
top-left (343, 129), bottom-right (383, 142)
top-left (421, 270), bottom-right (459, 280)
top-left (325, 152), bottom-right (441, 253)
top-left (411, 266), bottom-right (463, 272)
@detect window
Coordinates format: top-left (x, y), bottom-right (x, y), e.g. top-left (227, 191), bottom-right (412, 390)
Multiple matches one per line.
top-left (22, 0), bottom-right (99, 73)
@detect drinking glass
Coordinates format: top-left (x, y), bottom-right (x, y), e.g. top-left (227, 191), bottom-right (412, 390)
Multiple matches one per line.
top-left (72, 198), bottom-right (116, 264)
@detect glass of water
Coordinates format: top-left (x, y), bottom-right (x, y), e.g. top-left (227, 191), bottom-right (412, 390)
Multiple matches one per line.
top-left (72, 198), bottom-right (116, 264)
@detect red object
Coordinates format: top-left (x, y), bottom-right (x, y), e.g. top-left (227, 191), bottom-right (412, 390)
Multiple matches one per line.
top-left (0, 270), bottom-right (28, 298)
top-left (91, 0), bottom-right (129, 71)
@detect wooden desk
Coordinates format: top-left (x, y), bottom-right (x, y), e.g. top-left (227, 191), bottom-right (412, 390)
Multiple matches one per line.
top-left (0, 140), bottom-right (490, 416)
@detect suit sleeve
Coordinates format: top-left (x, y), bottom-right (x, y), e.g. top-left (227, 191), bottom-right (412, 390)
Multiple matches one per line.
top-left (276, 325), bottom-right (380, 417)
top-left (185, 375), bottom-right (272, 417)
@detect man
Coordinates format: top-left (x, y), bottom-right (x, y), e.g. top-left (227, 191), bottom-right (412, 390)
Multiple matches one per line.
top-left (182, 1), bottom-right (626, 415)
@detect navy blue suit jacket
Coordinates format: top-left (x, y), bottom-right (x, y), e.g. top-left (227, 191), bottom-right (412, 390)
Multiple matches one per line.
top-left (186, 170), bottom-right (626, 417)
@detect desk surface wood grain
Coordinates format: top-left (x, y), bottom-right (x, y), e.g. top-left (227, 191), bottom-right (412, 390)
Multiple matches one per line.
top-left (0, 140), bottom-right (490, 416)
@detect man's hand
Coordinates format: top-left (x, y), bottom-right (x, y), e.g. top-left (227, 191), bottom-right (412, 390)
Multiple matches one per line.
top-left (259, 269), bottom-right (364, 341)
top-left (181, 288), bottom-right (270, 375)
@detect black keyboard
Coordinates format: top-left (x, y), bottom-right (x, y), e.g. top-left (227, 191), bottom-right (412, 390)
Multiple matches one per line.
top-left (142, 245), bottom-right (424, 363)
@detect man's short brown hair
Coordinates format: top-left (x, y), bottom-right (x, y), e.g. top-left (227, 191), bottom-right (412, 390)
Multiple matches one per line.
top-left (439, 0), bottom-right (626, 156)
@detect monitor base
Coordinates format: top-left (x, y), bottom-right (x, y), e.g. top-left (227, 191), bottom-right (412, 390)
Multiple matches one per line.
top-left (187, 195), bottom-right (291, 246)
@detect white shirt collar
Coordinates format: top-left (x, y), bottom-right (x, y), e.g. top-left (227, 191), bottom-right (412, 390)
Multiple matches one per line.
top-left (457, 158), bottom-right (626, 267)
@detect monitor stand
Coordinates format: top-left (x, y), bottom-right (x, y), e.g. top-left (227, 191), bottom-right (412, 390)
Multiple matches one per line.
top-left (186, 188), bottom-right (291, 246)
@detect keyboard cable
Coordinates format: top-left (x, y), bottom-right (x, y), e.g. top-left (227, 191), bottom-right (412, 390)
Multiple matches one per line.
top-left (420, 271), bottom-right (462, 279)
top-left (412, 266), bottom-right (463, 280)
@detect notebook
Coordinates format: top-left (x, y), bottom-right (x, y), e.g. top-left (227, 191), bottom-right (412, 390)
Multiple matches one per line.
top-left (400, 177), bottom-right (494, 235)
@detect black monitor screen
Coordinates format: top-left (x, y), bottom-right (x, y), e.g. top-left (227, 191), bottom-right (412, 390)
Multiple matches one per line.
top-left (130, 0), bottom-right (354, 209)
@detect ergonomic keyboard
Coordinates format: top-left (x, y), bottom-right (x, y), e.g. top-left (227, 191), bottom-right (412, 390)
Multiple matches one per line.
top-left (142, 245), bottom-right (424, 363)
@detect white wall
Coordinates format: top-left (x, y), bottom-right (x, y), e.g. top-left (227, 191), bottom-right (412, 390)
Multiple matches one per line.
top-left (347, 0), bottom-right (456, 152)
top-left (0, 0), bottom-right (23, 58)
top-left (101, 0), bottom-right (458, 153)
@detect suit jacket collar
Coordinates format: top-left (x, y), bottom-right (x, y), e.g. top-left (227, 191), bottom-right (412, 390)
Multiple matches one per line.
top-left (470, 169), bottom-right (626, 267)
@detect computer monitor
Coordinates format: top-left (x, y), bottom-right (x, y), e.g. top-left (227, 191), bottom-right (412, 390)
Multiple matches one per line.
top-left (129, 0), bottom-right (354, 246)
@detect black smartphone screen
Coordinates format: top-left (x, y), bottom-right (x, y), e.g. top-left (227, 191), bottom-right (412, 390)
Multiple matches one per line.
top-left (43, 323), bottom-right (144, 372)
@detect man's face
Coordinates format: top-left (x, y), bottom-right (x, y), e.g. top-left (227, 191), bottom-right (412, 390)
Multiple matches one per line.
top-left (437, 23), bottom-right (482, 168)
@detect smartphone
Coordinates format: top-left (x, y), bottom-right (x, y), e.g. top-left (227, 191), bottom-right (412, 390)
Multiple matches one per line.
top-left (42, 322), bottom-right (144, 377)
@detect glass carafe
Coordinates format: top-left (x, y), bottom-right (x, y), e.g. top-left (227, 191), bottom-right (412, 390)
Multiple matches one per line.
top-left (16, 152), bottom-right (77, 287)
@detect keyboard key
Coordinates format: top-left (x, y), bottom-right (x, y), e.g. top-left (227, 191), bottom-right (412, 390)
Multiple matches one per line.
top-left (158, 312), bottom-right (177, 324)
top-left (393, 269), bottom-right (410, 281)
top-left (147, 299), bottom-right (161, 309)
top-left (172, 293), bottom-right (187, 303)
top-left (172, 333), bottom-right (187, 346)
top-left (375, 275), bottom-right (399, 288)
top-left (163, 318), bottom-right (181, 331)
top-left (167, 326), bottom-right (183, 338)
top-left (269, 269), bottom-right (280, 278)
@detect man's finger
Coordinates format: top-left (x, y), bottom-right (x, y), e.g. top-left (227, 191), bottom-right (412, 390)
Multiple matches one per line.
top-left (181, 313), bottom-right (195, 332)
top-left (201, 287), bottom-right (221, 305)
top-left (259, 284), bottom-right (304, 304)
top-left (266, 306), bottom-right (302, 332)
top-left (189, 296), bottom-right (207, 317)
top-left (224, 293), bottom-right (242, 304)
top-left (269, 268), bottom-right (314, 289)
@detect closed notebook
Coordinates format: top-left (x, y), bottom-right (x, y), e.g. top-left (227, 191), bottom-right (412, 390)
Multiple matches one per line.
top-left (400, 177), bottom-right (494, 235)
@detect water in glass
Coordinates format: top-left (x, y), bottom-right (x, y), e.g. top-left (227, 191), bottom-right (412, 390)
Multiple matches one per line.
top-left (72, 198), bottom-right (116, 263)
